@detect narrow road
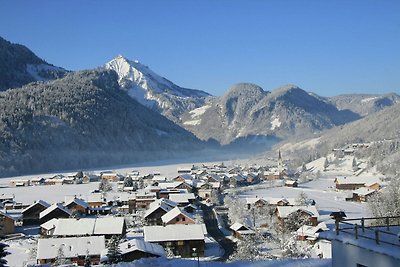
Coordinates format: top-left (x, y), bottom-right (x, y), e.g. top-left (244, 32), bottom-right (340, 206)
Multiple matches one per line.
top-left (200, 203), bottom-right (235, 261)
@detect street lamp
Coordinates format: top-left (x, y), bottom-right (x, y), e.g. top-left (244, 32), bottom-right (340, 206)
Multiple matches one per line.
top-left (192, 247), bottom-right (199, 267)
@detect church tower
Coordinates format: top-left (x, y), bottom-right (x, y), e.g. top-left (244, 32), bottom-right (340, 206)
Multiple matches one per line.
top-left (278, 149), bottom-right (284, 178)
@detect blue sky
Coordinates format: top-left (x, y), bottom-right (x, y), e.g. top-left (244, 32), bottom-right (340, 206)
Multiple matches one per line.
top-left (1, 0), bottom-right (399, 96)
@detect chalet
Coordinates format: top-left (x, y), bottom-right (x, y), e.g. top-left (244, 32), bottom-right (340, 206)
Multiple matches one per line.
top-left (83, 174), bottom-right (99, 183)
top-left (246, 197), bottom-right (268, 210)
top-left (0, 194), bottom-right (14, 206)
top-left (174, 174), bottom-right (194, 183)
top-left (101, 239), bottom-right (164, 262)
top-left (197, 183), bottom-right (213, 200)
top-left (86, 193), bottom-right (106, 208)
top-left (285, 180), bottom-right (298, 187)
top-left (36, 235), bottom-right (105, 266)
top-left (101, 172), bottom-right (122, 182)
top-left (9, 179), bottom-right (30, 187)
top-left (161, 207), bottom-right (196, 225)
top-left (230, 222), bottom-right (254, 238)
top-left (296, 222), bottom-right (328, 242)
top-left (352, 187), bottom-right (377, 202)
top-left (183, 204), bottom-right (198, 214)
top-left (22, 200), bottom-right (51, 225)
top-left (41, 217), bottom-right (126, 239)
top-left (144, 198), bottom-right (176, 225)
top-left (31, 177), bottom-right (46, 186)
top-left (276, 206), bottom-right (320, 226)
top-left (169, 193), bottom-right (196, 206)
top-left (144, 224), bottom-right (206, 257)
top-left (135, 191), bottom-right (157, 209)
top-left (159, 188), bottom-right (184, 199)
top-left (64, 197), bottom-right (89, 215)
top-left (0, 211), bottom-right (15, 237)
top-left (39, 203), bottom-right (72, 223)
top-left (334, 176), bottom-right (381, 190)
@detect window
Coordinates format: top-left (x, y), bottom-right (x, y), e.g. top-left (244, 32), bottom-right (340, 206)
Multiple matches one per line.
top-left (176, 218), bottom-right (179, 222)
top-left (182, 217), bottom-right (185, 221)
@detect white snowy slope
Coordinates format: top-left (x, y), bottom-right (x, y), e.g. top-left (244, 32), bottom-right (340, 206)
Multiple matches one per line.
top-left (105, 55), bottom-right (210, 122)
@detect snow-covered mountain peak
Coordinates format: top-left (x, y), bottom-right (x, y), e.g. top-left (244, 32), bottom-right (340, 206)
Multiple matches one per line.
top-left (104, 55), bottom-right (210, 122)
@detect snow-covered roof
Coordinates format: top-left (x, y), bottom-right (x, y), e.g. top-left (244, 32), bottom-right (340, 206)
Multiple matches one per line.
top-left (144, 224), bottom-right (206, 242)
top-left (37, 235), bottom-right (105, 260)
top-left (296, 222), bottom-right (328, 237)
top-left (144, 199), bottom-right (174, 218)
top-left (277, 206), bottom-right (320, 219)
top-left (169, 193), bottom-right (196, 204)
top-left (335, 176), bottom-right (381, 185)
top-left (41, 217), bottom-right (125, 236)
top-left (22, 200), bottom-right (50, 214)
top-left (245, 197), bottom-right (268, 205)
top-left (109, 239), bottom-right (165, 257)
top-left (161, 207), bottom-right (195, 224)
top-left (353, 187), bottom-right (377, 196)
top-left (64, 197), bottom-right (89, 209)
top-left (40, 218), bottom-right (58, 231)
top-left (85, 193), bottom-right (105, 203)
top-left (230, 222), bottom-right (251, 232)
top-left (39, 203), bottom-right (71, 219)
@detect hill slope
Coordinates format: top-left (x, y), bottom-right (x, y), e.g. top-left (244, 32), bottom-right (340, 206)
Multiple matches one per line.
top-left (328, 93), bottom-right (400, 117)
top-left (0, 36), bottom-right (67, 91)
top-left (0, 69), bottom-right (207, 177)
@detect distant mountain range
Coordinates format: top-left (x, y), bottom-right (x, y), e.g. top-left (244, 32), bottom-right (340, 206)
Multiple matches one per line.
top-left (180, 83), bottom-right (360, 144)
top-left (0, 36), bottom-right (67, 91)
top-left (0, 36), bottom-right (398, 176)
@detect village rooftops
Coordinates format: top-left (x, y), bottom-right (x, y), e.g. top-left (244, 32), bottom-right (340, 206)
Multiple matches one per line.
top-left (37, 235), bottom-right (105, 260)
top-left (144, 224), bottom-right (207, 242)
top-left (296, 222), bottom-right (329, 240)
top-left (64, 197), bottom-right (89, 209)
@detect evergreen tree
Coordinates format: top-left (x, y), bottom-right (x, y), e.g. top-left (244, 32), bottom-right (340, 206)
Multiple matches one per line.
top-left (99, 179), bottom-right (112, 192)
top-left (53, 245), bottom-right (70, 266)
top-left (352, 157), bottom-right (358, 171)
top-left (323, 158), bottom-right (329, 171)
top-left (0, 243), bottom-right (10, 267)
top-left (106, 235), bottom-right (122, 264)
top-left (123, 176), bottom-right (133, 187)
top-left (301, 162), bottom-right (307, 172)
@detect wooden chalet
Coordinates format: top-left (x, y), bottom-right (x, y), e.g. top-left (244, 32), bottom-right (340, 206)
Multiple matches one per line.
top-left (22, 200), bottom-right (51, 225)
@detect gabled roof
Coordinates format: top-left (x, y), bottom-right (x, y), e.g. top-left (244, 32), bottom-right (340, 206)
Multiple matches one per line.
top-left (22, 200), bottom-right (51, 214)
top-left (37, 236), bottom-right (105, 260)
top-left (0, 210), bottom-right (15, 221)
top-left (161, 207), bottom-right (195, 224)
top-left (335, 176), bottom-right (381, 185)
top-left (353, 187), bottom-right (377, 196)
top-left (39, 203), bottom-right (71, 219)
top-left (296, 222), bottom-right (328, 237)
top-left (230, 222), bottom-right (251, 232)
top-left (120, 239), bottom-right (164, 256)
top-left (64, 197), bottom-right (89, 209)
top-left (169, 193), bottom-right (196, 204)
top-left (40, 217), bottom-right (126, 236)
top-left (276, 206), bottom-right (320, 219)
top-left (144, 199), bottom-right (174, 219)
top-left (144, 224), bottom-right (206, 242)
